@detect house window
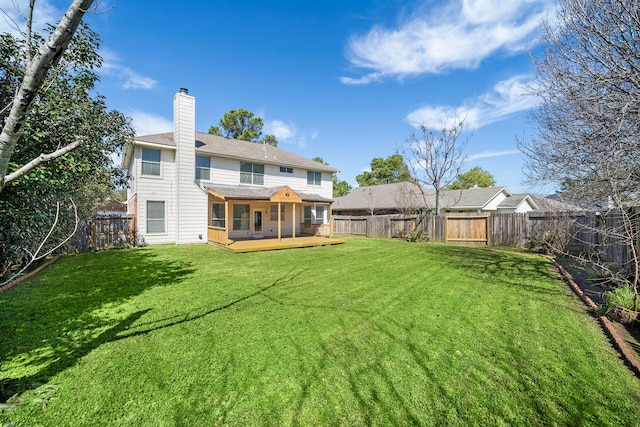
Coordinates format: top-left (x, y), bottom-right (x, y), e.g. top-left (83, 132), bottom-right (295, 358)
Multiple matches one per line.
top-left (147, 201), bottom-right (165, 233)
top-left (196, 155), bottom-right (211, 180)
top-left (233, 204), bottom-right (250, 230)
top-left (280, 166), bottom-right (293, 174)
top-left (270, 204), bottom-right (285, 221)
top-left (315, 204), bottom-right (328, 224)
top-left (307, 171), bottom-right (321, 186)
top-left (303, 204), bottom-right (328, 224)
top-left (141, 148), bottom-right (161, 176)
top-left (304, 205), bottom-right (313, 224)
top-left (240, 162), bottom-right (264, 185)
top-left (211, 203), bottom-right (225, 228)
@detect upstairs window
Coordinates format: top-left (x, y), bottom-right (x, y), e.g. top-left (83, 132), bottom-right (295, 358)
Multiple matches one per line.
top-left (196, 155), bottom-right (211, 180)
top-left (141, 148), bottom-right (161, 176)
top-left (280, 166), bottom-right (293, 174)
top-left (240, 162), bottom-right (264, 185)
top-left (307, 171), bottom-right (321, 186)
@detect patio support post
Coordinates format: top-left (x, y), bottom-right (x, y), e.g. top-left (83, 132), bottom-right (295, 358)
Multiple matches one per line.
top-left (292, 203), bottom-right (296, 239)
top-left (224, 201), bottom-right (229, 246)
top-left (277, 202), bottom-right (282, 241)
top-left (329, 203), bottom-right (333, 238)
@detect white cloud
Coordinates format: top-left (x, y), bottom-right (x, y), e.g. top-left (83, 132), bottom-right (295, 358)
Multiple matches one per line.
top-left (129, 110), bottom-right (173, 136)
top-left (342, 0), bottom-right (553, 82)
top-left (406, 74), bottom-right (538, 130)
top-left (100, 49), bottom-right (157, 90)
top-left (339, 72), bottom-right (384, 86)
top-left (468, 149), bottom-right (520, 160)
top-left (266, 120), bottom-right (296, 140)
top-left (264, 119), bottom-right (318, 149)
top-left (0, 0), bottom-right (58, 35)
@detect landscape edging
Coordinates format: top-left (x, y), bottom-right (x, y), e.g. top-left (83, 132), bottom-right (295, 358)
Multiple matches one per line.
top-left (554, 260), bottom-right (640, 377)
top-left (0, 256), bottom-right (61, 294)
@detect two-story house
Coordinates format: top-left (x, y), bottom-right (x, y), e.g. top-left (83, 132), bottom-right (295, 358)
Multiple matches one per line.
top-left (122, 88), bottom-right (343, 252)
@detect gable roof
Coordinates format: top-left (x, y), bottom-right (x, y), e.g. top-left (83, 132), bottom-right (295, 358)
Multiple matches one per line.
top-left (125, 131), bottom-right (338, 173)
top-left (497, 194), bottom-right (538, 210)
top-left (438, 187), bottom-right (512, 210)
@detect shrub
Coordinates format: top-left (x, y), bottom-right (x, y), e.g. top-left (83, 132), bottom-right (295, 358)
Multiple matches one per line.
top-left (602, 286), bottom-right (637, 313)
top-left (526, 229), bottom-right (568, 254)
top-left (406, 229), bottom-right (428, 243)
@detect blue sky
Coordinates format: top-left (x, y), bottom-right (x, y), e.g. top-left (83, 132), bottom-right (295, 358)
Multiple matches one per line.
top-left (1, 0), bottom-right (557, 194)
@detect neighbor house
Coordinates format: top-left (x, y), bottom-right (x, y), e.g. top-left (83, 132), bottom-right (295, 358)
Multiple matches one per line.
top-left (122, 88), bottom-right (343, 251)
top-left (333, 183), bottom-right (538, 215)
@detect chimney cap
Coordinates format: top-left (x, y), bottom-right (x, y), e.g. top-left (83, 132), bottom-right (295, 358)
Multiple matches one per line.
top-left (179, 87), bottom-right (189, 95)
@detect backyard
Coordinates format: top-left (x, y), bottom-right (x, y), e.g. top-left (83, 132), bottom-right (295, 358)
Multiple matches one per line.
top-left (1, 237), bottom-right (639, 426)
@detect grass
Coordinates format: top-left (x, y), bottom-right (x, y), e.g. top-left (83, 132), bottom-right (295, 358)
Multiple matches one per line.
top-left (1, 237), bottom-right (640, 426)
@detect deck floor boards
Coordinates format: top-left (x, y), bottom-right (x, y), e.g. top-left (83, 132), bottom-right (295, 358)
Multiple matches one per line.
top-left (212, 236), bottom-right (345, 253)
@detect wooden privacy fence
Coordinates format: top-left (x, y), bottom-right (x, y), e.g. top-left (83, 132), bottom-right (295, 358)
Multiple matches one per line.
top-left (73, 214), bottom-right (136, 252)
top-left (334, 209), bottom-right (640, 272)
top-left (333, 211), bottom-right (604, 249)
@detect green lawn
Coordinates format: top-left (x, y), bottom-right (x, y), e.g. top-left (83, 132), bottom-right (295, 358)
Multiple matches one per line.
top-left (1, 237), bottom-right (639, 426)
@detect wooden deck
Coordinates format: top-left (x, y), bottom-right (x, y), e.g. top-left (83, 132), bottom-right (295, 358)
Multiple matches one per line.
top-left (214, 236), bottom-right (346, 253)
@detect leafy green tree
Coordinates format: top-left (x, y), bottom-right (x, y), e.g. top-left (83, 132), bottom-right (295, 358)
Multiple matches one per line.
top-left (0, 0), bottom-right (96, 191)
top-left (261, 134), bottom-right (278, 147)
top-left (447, 167), bottom-right (496, 189)
top-left (333, 177), bottom-right (353, 197)
top-left (356, 154), bottom-right (412, 186)
top-left (208, 108), bottom-right (278, 146)
top-left (0, 22), bottom-right (133, 280)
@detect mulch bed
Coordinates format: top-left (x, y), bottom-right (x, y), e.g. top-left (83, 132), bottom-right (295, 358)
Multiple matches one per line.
top-left (554, 257), bottom-right (640, 377)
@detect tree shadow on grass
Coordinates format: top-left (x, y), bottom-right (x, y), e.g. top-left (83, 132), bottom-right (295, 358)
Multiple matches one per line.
top-left (0, 248), bottom-right (196, 402)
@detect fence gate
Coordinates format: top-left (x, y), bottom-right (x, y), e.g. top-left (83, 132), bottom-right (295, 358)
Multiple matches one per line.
top-left (445, 214), bottom-right (489, 244)
top-left (91, 214), bottom-right (136, 250)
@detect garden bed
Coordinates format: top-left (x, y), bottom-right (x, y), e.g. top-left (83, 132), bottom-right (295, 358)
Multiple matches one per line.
top-left (554, 256), bottom-right (640, 366)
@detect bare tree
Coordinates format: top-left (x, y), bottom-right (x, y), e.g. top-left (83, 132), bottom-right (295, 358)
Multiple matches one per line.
top-left (519, 0), bottom-right (640, 309)
top-left (404, 118), bottom-right (469, 214)
top-left (0, 0), bottom-right (96, 192)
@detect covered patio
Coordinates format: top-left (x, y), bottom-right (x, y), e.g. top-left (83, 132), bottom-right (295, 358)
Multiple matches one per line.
top-left (205, 185), bottom-right (344, 252)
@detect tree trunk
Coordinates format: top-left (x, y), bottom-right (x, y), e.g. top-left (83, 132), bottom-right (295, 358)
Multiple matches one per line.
top-left (0, 0), bottom-right (95, 191)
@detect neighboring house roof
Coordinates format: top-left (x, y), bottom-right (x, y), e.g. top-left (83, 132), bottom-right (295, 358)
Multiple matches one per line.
top-left (529, 194), bottom-right (584, 212)
top-left (125, 131), bottom-right (338, 173)
top-left (205, 185), bottom-right (333, 203)
top-left (334, 183), bottom-right (537, 213)
top-left (333, 182), bottom-right (426, 211)
top-left (438, 187), bottom-right (512, 210)
top-left (497, 194), bottom-right (539, 211)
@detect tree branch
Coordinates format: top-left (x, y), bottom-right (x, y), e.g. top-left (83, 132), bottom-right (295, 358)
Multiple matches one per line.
top-left (4, 139), bottom-right (83, 185)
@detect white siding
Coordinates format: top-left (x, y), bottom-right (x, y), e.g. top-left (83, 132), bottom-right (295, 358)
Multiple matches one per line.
top-left (135, 147), bottom-right (176, 244)
top-left (514, 200), bottom-right (534, 213)
top-left (174, 92), bottom-right (207, 245)
top-left (205, 158), bottom-right (333, 199)
top-left (126, 152), bottom-right (137, 212)
top-left (484, 192), bottom-right (508, 211)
